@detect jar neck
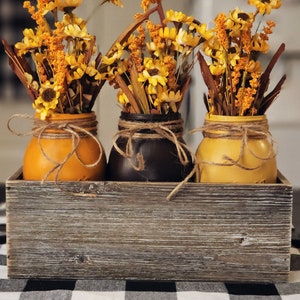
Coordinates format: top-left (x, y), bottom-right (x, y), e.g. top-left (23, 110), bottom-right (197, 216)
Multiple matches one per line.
top-left (120, 111), bottom-right (182, 122)
top-left (205, 113), bottom-right (268, 124)
top-left (118, 115), bottom-right (184, 138)
top-left (33, 112), bottom-right (98, 138)
top-left (203, 113), bottom-right (270, 139)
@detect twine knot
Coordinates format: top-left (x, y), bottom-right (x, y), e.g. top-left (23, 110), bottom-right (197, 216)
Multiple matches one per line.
top-left (113, 118), bottom-right (191, 172)
top-left (195, 119), bottom-right (276, 170)
top-left (167, 118), bottom-right (277, 201)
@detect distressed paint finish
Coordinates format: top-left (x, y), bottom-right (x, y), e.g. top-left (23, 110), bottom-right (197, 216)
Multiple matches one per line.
top-left (6, 169), bottom-right (293, 282)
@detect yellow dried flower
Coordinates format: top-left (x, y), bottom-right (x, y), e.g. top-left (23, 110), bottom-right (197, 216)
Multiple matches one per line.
top-left (33, 82), bottom-right (61, 120)
top-left (248, 0), bottom-right (281, 15)
top-left (164, 10), bottom-right (194, 24)
top-left (198, 0), bottom-right (285, 116)
top-left (104, 3), bottom-right (203, 114)
top-left (4, 0), bottom-right (125, 118)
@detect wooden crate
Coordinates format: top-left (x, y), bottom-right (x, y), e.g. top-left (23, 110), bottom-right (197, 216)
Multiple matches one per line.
top-left (6, 168), bottom-right (293, 283)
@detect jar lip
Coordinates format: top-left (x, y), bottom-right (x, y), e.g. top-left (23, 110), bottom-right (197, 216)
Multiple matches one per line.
top-left (120, 112), bottom-right (181, 122)
top-left (205, 113), bottom-right (267, 123)
top-left (35, 111), bottom-right (96, 121)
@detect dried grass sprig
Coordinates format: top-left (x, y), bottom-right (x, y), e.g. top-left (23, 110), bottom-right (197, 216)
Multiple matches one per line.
top-left (104, 0), bottom-right (204, 114)
top-left (197, 1), bottom-right (286, 116)
top-left (2, 0), bottom-right (123, 120)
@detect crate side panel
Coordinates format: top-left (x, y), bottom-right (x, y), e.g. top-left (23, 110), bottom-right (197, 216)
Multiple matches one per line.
top-left (6, 180), bottom-right (292, 282)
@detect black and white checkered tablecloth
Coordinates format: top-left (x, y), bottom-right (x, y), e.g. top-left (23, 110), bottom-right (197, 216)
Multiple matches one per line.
top-left (0, 199), bottom-right (300, 300)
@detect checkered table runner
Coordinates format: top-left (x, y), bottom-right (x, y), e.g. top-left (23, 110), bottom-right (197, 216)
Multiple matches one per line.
top-left (1, 201), bottom-right (300, 300)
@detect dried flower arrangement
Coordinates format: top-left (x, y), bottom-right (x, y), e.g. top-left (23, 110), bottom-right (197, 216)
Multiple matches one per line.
top-left (102, 0), bottom-right (206, 114)
top-left (197, 0), bottom-right (286, 116)
top-left (2, 0), bottom-right (123, 120)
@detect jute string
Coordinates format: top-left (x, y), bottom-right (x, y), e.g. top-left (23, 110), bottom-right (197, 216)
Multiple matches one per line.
top-left (167, 119), bottom-right (277, 201)
top-left (193, 119), bottom-right (276, 170)
top-left (113, 118), bottom-right (191, 171)
top-left (192, 120), bottom-right (276, 183)
top-left (7, 114), bottom-right (104, 183)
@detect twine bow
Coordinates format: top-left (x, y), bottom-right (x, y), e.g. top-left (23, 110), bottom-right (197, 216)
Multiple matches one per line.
top-left (7, 113), bottom-right (103, 183)
top-left (113, 118), bottom-right (191, 172)
top-left (192, 121), bottom-right (277, 171)
top-left (167, 119), bottom-right (277, 201)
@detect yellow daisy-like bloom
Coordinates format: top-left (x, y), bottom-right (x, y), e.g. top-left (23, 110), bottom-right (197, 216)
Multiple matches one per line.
top-left (228, 51), bottom-right (241, 68)
top-left (202, 37), bottom-right (222, 58)
top-left (62, 15), bottom-right (92, 40)
top-left (209, 61), bottom-right (226, 76)
top-left (251, 33), bottom-right (269, 53)
top-left (41, 1), bottom-right (57, 15)
top-left (65, 51), bottom-right (89, 80)
top-left (245, 60), bottom-right (261, 73)
top-left (117, 91), bottom-right (130, 106)
top-left (164, 10), bottom-right (194, 25)
top-left (102, 43), bottom-right (124, 65)
top-left (146, 84), bottom-right (158, 95)
top-left (67, 65), bottom-right (86, 82)
top-left (176, 28), bottom-right (201, 48)
top-left (62, 13), bottom-right (85, 28)
top-left (146, 41), bottom-right (160, 54)
top-left (104, 61), bottom-right (127, 80)
top-left (225, 8), bottom-right (254, 37)
top-left (138, 58), bottom-right (168, 87)
top-left (33, 82), bottom-right (61, 120)
top-left (25, 72), bottom-right (39, 91)
top-left (64, 23), bottom-right (91, 39)
top-left (85, 62), bottom-right (102, 80)
top-left (248, 0), bottom-right (281, 15)
top-left (15, 28), bottom-right (43, 55)
top-left (65, 53), bottom-right (84, 67)
top-left (194, 23), bottom-right (214, 41)
top-left (155, 89), bottom-right (182, 112)
top-left (159, 27), bottom-right (177, 41)
top-left (117, 85), bottom-right (133, 106)
top-left (57, 0), bottom-right (82, 12)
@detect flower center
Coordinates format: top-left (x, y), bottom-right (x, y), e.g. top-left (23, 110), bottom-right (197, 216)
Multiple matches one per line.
top-left (237, 13), bottom-right (250, 21)
top-left (148, 69), bottom-right (159, 76)
top-left (42, 88), bottom-right (56, 102)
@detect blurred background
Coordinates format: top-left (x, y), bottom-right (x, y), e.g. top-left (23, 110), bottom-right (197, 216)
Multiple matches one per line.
top-left (1, 0), bottom-right (299, 187)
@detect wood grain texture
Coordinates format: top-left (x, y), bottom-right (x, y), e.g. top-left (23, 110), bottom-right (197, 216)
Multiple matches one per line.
top-left (6, 169), bottom-right (293, 282)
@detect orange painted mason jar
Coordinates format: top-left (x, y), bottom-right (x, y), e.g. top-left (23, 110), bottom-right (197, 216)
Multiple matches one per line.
top-left (23, 112), bottom-right (106, 181)
top-left (195, 113), bottom-right (277, 183)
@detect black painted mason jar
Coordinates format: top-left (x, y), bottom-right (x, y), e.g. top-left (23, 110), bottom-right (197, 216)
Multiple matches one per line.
top-left (107, 112), bottom-right (193, 181)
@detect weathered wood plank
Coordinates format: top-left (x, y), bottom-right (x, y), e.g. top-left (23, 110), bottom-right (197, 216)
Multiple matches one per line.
top-left (5, 168), bottom-right (293, 282)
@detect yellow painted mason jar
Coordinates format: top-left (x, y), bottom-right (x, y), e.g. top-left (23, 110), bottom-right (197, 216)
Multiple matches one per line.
top-left (195, 113), bottom-right (277, 183)
top-left (23, 112), bottom-right (106, 181)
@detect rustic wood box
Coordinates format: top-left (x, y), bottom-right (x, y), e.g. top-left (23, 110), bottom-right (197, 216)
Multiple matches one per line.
top-left (6, 169), bottom-right (293, 283)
